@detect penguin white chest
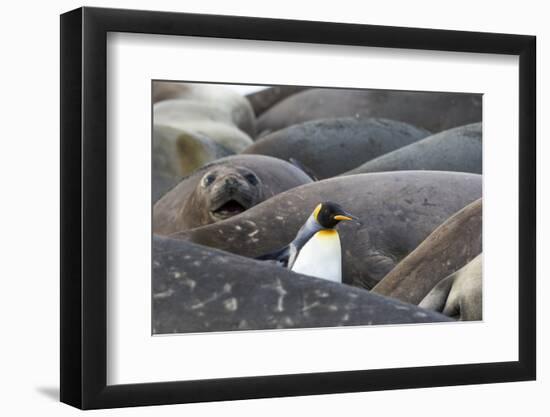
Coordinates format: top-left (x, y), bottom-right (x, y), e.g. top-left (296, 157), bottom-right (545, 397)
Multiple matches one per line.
top-left (291, 230), bottom-right (342, 283)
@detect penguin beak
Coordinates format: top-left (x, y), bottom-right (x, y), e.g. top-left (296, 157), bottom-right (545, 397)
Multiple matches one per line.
top-left (334, 212), bottom-right (362, 225)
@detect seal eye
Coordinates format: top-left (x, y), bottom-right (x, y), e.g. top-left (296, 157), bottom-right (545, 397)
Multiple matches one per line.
top-left (202, 174), bottom-right (216, 187)
top-left (244, 173), bottom-right (258, 185)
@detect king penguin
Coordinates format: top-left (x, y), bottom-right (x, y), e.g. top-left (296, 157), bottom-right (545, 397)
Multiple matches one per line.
top-left (258, 201), bottom-right (360, 283)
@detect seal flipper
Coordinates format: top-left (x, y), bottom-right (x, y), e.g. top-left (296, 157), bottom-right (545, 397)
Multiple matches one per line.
top-left (418, 273), bottom-right (455, 313)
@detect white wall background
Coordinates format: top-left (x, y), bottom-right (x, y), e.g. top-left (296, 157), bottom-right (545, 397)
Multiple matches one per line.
top-left (0, 0), bottom-right (545, 415)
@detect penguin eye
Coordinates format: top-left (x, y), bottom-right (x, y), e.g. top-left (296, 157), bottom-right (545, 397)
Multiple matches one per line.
top-left (244, 173), bottom-right (258, 185)
top-left (202, 174), bottom-right (216, 187)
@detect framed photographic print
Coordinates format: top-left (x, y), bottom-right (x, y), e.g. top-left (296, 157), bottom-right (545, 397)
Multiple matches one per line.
top-left (60, 6), bottom-right (536, 409)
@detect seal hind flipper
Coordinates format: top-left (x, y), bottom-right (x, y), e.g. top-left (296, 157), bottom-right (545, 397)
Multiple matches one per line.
top-left (418, 274), bottom-right (455, 313)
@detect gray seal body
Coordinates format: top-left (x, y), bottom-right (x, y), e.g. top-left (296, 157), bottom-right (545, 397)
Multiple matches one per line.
top-left (172, 171), bottom-right (482, 289)
top-left (244, 118), bottom-right (430, 179)
top-left (152, 236), bottom-right (452, 334)
top-left (257, 88), bottom-right (482, 135)
top-left (344, 123), bottom-right (482, 176)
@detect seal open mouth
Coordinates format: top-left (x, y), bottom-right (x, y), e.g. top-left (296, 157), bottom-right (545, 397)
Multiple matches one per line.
top-left (211, 199), bottom-right (247, 219)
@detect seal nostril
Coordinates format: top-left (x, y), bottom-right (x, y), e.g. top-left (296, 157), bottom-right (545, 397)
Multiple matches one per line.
top-left (226, 177), bottom-right (239, 186)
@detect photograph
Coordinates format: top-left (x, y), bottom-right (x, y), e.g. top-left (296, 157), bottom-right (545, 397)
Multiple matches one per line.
top-left (151, 81), bottom-right (483, 334)
top-left (55, 3), bottom-right (538, 411)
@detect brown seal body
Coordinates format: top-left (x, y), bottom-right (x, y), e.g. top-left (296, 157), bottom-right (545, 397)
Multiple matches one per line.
top-left (372, 198), bottom-right (482, 304)
top-left (153, 155), bottom-right (313, 232)
top-left (171, 172), bottom-right (482, 289)
top-left (257, 88), bottom-right (482, 135)
top-left (244, 118), bottom-right (430, 179)
top-left (419, 254), bottom-right (482, 321)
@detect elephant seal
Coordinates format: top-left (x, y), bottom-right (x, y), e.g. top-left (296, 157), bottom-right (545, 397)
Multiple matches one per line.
top-left (153, 81), bottom-right (189, 103)
top-left (170, 171), bottom-right (482, 289)
top-left (152, 124), bottom-right (234, 201)
top-left (152, 236), bottom-right (451, 334)
top-left (371, 198), bottom-right (482, 304)
top-left (257, 88), bottom-right (482, 135)
top-left (153, 155), bottom-right (313, 232)
top-left (419, 254), bottom-right (482, 321)
top-left (152, 81), bottom-right (256, 136)
top-left (343, 123), bottom-right (482, 176)
top-left (246, 85), bottom-right (309, 118)
top-left (154, 99), bottom-right (254, 152)
top-left (243, 118), bottom-right (430, 179)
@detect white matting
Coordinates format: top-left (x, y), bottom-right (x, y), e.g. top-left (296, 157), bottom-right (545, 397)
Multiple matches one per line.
top-left (106, 32), bottom-right (518, 385)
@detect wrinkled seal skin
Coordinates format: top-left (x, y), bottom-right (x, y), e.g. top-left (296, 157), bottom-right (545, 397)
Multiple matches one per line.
top-left (154, 99), bottom-right (254, 152)
top-left (152, 124), bottom-right (234, 201)
top-left (371, 198), bottom-right (482, 304)
top-left (257, 88), bottom-right (482, 135)
top-left (171, 172), bottom-right (482, 289)
top-left (152, 81), bottom-right (256, 136)
top-left (153, 155), bottom-right (313, 233)
top-left (152, 236), bottom-right (451, 334)
top-left (344, 123), bottom-right (482, 176)
top-left (243, 118), bottom-right (430, 179)
top-left (246, 85), bottom-right (310, 118)
top-left (419, 254), bottom-right (482, 321)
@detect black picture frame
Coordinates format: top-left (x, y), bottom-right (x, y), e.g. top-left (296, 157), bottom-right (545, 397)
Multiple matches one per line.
top-left (60, 6), bottom-right (536, 410)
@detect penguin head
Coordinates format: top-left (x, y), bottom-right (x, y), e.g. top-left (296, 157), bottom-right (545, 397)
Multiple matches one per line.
top-left (312, 201), bottom-right (361, 229)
